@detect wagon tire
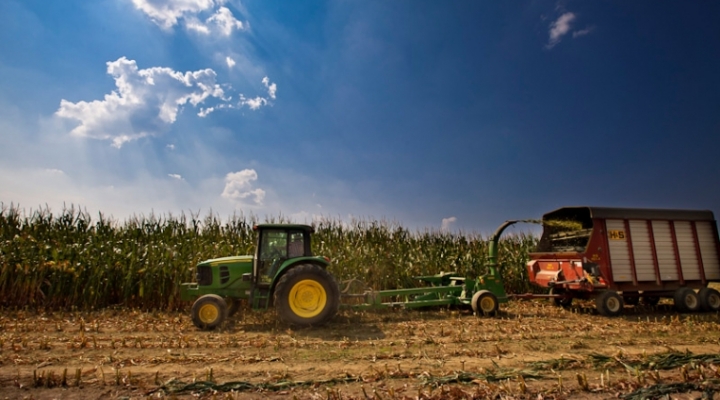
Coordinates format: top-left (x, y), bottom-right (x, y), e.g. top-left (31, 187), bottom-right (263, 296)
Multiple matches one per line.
top-left (673, 287), bottom-right (700, 313)
top-left (274, 264), bottom-right (340, 326)
top-left (698, 287), bottom-right (720, 312)
top-left (595, 291), bottom-right (624, 317)
top-left (191, 294), bottom-right (228, 330)
top-left (471, 290), bottom-right (499, 316)
top-left (642, 296), bottom-right (660, 306)
top-left (549, 287), bottom-right (572, 308)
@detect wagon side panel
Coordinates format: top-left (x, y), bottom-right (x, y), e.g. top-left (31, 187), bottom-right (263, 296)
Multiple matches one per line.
top-left (674, 221), bottom-right (701, 281)
top-left (628, 220), bottom-right (657, 282)
top-left (697, 221), bottom-right (720, 280)
top-left (606, 219), bottom-right (633, 282)
top-left (652, 221), bottom-right (680, 282)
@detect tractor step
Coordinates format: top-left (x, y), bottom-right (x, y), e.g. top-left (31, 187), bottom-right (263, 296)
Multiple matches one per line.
top-left (252, 288), bottom-right (272, 309)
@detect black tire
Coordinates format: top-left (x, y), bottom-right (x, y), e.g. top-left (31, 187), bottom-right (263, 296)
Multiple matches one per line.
top-left (595, 291), bottom-right (624, 317)
top-left (471, 290), bottom-right (499, 316)
top-left (623, 295), bottom-right (640, 306)
top-left (642, 296), bottom-right (660, 306)
top-left (274, 264), bottom-right (340, 326)
top-left (191, 294), bottom-right (228, 330)
top-left (698, 287), bottom-right (720, 312)
top-left (549, 287), bottom-right (572, 308)
top-left (226, 298), bottom-right (241, 317)
top-left (673, 288), bottom-right (700, 313)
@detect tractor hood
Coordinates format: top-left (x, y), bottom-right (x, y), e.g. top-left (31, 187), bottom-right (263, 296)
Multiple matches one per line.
top-left (199, 255), bottom-right (253, 266)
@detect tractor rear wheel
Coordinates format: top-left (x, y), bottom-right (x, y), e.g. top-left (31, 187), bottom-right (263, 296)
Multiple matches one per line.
top-left (698, 287), bottom-right (720, 312)
top-left (191, 294), bottom-right (228, 330)
top-left (471, 290), bottom-right (499, 316)
top-left (595, 291), bottom-right (624, 317)
top-left (673, 288), bottom-right (700, 312)
top-left (274, 264), bottom-right (340, 326)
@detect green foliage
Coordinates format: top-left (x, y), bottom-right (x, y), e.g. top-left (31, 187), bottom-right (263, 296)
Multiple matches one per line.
top-left (0, 203), bottom-right (538, 310)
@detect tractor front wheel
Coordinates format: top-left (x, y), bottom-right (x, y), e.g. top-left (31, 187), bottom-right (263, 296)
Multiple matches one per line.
top-left (191, 294), bottom-right (228, 330)
top-left (471, 290), bottom-right (499, 316)
top-left (274, 264), bottom-right (340, 326)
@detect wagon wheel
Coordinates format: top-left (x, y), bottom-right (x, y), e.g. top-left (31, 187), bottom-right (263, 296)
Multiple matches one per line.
top-left (698, 287), bottom-right (720, 312)
top-left (191, 294), bottom-right (228, 330)
top-left (274, 264), bottom-right (340, 326)
top-left (673, 287), bottom-right (700, 313)
top-left (471, 290), bottom-right (499, 316)
top-left (549, 287), bottom-right (572, 308)
top-left (595, 291), bottom-right (624, 317)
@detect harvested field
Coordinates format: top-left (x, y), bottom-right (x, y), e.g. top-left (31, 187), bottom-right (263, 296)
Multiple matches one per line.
top-left (2, 300), bottom-right (720, 399)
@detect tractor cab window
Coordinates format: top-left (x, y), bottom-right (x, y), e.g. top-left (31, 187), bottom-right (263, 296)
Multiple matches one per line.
top-left (257, 229), bottom-right (308, 282)
top-left (258, 230), bottom-right (288, 282)
top-left (288, 232), bottom-right (305, 258)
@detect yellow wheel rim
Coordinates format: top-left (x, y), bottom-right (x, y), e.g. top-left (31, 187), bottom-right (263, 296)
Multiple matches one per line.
top-left (480, 296), bottom-right (496, 312)
top-left (198, 303), bottom-right (219, 324)
top-left (288, 279), bottom-right (327, 318)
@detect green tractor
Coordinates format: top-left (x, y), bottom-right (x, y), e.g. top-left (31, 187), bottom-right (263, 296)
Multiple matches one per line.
top-left (180, 224), bottom-right (340, 330)
top-left (181, 221), bottom-right (526, 330)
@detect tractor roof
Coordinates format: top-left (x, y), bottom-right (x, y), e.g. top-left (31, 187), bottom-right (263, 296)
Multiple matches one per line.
top-left (253, 224), bottom-right (315, 233)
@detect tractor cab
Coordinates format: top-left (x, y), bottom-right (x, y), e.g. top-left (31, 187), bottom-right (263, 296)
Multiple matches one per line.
top-left (253, 224), bottom-right (314, 284)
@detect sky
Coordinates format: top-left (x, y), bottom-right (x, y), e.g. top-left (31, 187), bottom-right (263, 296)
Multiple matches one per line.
top-left (1, 0), bottom-right (719, 235)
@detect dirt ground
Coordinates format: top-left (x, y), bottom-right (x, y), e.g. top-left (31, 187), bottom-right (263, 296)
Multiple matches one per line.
top-left (1, 299), bottom-right (720, 400)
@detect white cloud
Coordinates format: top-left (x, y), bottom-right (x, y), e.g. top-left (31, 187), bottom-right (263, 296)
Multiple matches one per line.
top-left (239, 96), bottom-right (267, 110)
top-left (166, 144), bottom-right (176, 150)
top-left (168, 173), bottom-right (183, 180)
top-left (226, 56), bottom-right (236, 68)
top-left (262, 76), bottom-right (277, 99)
top-left (546, 12), bottom-right (575, 49)
top-left (441, 216), bottom-right (457, 231)
top-left (207, 7), bottom-right (244, 36)
top-left (221, 169), bottom-right (265, 205)
top-left (573, 26), bottom-right (594, 38)
top-left (131, 0), bottom-right (217, 30)
top-left (132, 0), bottom-right (244, 37)
top-left (55, 57), bottom-right (276, 148)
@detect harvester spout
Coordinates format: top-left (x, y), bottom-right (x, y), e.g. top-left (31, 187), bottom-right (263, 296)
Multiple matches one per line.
top-left (486, 220), bottom-right (520, 276)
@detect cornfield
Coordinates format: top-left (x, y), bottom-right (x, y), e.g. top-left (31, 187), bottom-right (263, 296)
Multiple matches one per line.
top-left (0, 203), bottom-right (538, 310)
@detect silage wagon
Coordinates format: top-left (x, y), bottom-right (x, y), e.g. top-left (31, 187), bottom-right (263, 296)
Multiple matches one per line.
top-left (527, 206), bottom-right (720, 315)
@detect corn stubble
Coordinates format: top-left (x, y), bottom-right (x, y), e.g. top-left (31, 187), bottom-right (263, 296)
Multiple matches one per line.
top-left (0, 204), bottom-right (538, 310)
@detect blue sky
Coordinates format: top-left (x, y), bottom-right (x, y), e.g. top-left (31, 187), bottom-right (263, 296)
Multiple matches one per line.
top-left (1, 0), bottom-right (719, 234)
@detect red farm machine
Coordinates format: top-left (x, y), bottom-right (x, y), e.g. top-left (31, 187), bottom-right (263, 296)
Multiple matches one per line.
top-left (527, 207), bottom-right (720, 316)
